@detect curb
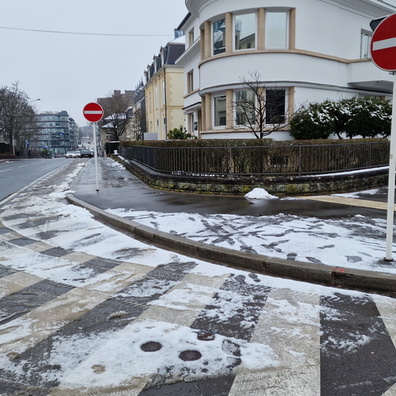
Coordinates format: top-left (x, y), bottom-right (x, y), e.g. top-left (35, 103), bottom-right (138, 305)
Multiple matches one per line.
top-left (66, 193), bottom-right (396, 296)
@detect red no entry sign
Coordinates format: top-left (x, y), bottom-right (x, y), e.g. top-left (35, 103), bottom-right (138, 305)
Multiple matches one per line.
top-left (83, 102), bottom-right (104, 123)
top-left (371, 14), bottom-right (396, 71)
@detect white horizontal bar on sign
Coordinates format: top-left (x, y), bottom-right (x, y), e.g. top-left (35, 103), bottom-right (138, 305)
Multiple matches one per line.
top-left (373, 37), bottom-right (396, 51)
top-left (84, 110), bottom-right (103, 114)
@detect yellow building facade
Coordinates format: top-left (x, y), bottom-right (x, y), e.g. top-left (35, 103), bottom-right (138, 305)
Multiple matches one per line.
top-left (144, 38), bottom-right (185, 140)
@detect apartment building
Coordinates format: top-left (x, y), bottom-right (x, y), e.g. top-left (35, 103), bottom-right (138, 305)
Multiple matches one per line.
top-left (29, 111), bottom-right (77, 156)
top-left (144, 36), bottom-right (186, 140)
top-left (177, 0), bottom-right (396, 139)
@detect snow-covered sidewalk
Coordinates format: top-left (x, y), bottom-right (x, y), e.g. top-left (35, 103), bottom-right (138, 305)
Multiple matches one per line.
top-left (106, 188), bottom-right (396, 275)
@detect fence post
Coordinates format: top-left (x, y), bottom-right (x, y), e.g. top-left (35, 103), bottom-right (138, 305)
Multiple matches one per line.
top-left (298, 146), bottom-right (302, 175)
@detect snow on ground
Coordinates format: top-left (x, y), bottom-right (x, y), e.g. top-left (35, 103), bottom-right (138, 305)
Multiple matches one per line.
top-left (107, 194), bottom-right (396, 274)
top-left (244, 188), bottom-right (278, 200)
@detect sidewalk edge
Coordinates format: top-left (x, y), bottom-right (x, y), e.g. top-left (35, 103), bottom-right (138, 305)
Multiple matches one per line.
top-left (66, 193), bottom-right (396, 296)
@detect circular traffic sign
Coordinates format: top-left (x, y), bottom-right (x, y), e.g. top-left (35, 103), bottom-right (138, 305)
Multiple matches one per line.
top-left (371, 14), bottom-right (396, 71)
top-left (83, 102), bottom-right (104, 123)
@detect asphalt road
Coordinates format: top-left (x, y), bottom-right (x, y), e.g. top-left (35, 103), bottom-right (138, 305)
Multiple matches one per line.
top-left (0, 158), bottom-right (69, 202)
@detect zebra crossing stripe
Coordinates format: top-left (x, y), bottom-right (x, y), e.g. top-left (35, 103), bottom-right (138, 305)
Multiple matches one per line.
top-left (137, 272), bottom-right (228, 327)
top-left (229, 288), bottom-right (321, 395)
top-left (320, 293), bottom-right (396, 395)
top-left (0, 271), bottom-right (43, 299)
top-left (0, 287), bottom-right (112, 355)
top-left (374, 295), bottom-right (396, 396)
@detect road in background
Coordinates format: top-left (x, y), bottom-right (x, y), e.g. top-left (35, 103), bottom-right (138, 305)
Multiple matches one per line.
top-left (0, 158), bottom-right (69, 202)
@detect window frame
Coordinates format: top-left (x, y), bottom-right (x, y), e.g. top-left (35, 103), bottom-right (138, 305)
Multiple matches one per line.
top-left (234, 12), bottom-right (257, 51)
top-left (212, 18), bottom-right (226, 55)
top-left (234, 89), bottom-right (256, 127)
top-left (188, 28), bottom-right (195, 47)
top-left (265, 10), bottom-right (289, 49)
top-left (265, 88), bottom-right (287, 125)
top-left (187, 70), bottom-right (194, 94)
top-left (360, 30), bottom-right (371, 59)
top-left (213, 94), bottom-right (227, 128)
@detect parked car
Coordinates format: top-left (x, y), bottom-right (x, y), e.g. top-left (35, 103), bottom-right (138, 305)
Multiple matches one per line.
top-left (80, 149), bottom-right (94, 158)
top-left (65, 151), bottom-right (77, 158)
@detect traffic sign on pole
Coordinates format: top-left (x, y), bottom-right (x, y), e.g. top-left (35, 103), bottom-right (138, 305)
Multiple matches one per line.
top-left (83, 102), bottom-right (103, 192)
top-left (370, 14), bottom-right (396, 260)
top-left (370, 14), bottom-right (396, 71)
top-left (83, 102), bottom-right (104, 123)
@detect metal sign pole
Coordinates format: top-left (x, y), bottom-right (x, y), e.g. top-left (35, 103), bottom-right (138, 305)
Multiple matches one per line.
top-left (92, 122), bottom-right (99, 192)
top-left (83, 102), bottom-right (103, 193)
top-left (385, 72), bottom-right (396, 261)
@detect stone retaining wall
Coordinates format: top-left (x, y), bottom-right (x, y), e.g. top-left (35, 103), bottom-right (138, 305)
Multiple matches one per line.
top-left (115, 157), bottom-right (388, 196)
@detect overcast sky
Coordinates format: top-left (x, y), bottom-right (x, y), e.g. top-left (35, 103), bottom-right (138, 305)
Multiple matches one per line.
top-left (0, 0), bottom-right (188, 126)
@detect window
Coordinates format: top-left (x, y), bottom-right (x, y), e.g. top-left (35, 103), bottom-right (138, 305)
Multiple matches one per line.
top-left (235, 13), bottom-right (256, 50)
top-left (361, 30), bottom-right (371, 59)
top-left (162, 80), bottom-right (166, 104)
top-left (265, 11), bottom-right (288, 49)
top-left (213, 18), bottom-right (226, 55)
top-left (188, 28), bottom-right (195, 47)
top-left (266, 89), bottom-right (286, 124)
top-left (214, 95), bottom-right (227, 126)
top-left (235, 90), bottom-right (256, 126)
top-left (187, 70), bottom-right (194, 93)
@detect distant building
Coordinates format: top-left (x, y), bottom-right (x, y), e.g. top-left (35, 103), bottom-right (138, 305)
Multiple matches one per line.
top-left (144, 36), bottom-right (185, 140)
top-left (124, 81), bottom-right (146, 141)
top-left (29, 111), bottom-right (77, 156)
top-left (97, 90), bottom-right (135, 115)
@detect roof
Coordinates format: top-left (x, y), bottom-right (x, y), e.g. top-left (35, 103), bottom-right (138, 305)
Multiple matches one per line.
top-left (164, 40), bottom-right (185, 64)
top-left (176, 12), bottom-right (192, 31)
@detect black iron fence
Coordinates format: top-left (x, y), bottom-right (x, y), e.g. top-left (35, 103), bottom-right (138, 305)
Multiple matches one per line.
top-left (120, 141), bottom-right (389, 176)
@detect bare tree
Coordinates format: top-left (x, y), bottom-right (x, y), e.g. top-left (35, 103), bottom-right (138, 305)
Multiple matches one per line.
top-left (233, 71), bottom-right (289, 139)
top-left (98, 91), bottom-right (133, 141)
top-left (0, 83), bottom-right (37, 155)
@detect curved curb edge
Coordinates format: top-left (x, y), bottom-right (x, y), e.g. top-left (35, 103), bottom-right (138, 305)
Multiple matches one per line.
top-left (66, 193), bottom-right (396, 296)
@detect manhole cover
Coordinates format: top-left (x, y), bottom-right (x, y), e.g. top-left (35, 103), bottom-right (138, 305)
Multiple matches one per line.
top-left (179, 350), bottom-right (202, 361)
top-left (197, 331), bottom-right (215, 341)
top-left (140, 341), bottom-right (163, 352)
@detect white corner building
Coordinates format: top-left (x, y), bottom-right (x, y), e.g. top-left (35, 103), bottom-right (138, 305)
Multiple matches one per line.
top-left (176, 0), bottom-right (396, 140)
